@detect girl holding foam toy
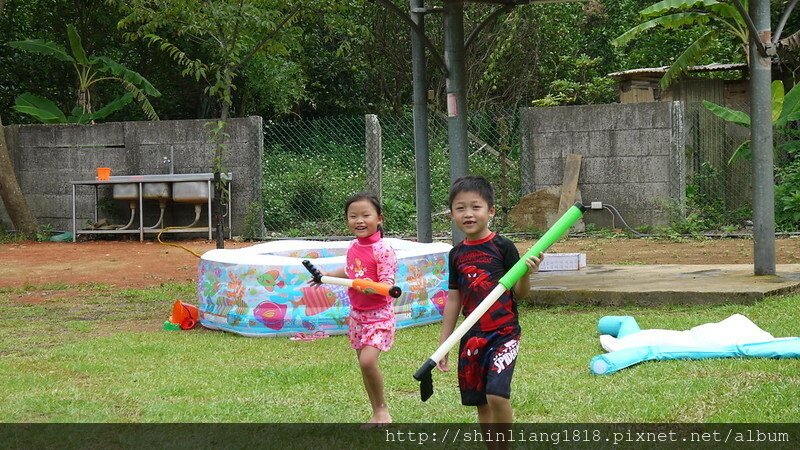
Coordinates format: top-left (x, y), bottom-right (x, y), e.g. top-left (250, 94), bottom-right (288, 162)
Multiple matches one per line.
top-left (308, 192), bottom-right (397, 426)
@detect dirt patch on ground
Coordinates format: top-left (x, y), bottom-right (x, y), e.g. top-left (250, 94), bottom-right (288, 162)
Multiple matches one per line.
top-left (0, 239), bottom-right (248, 289)
top-left (8, 288), bottom-right (84, 304)
top-left (2, 237), bottom-right (800, 289)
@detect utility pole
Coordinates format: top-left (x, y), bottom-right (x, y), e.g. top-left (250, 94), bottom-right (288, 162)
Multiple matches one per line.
top-left (410, 0), bottom-right (432, 243)
top-left (749, 0), bottom-right (776, 275)
top-left (443, 0), bottom-right (469, 244)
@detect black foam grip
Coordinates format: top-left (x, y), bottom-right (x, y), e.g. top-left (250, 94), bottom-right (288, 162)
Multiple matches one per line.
top-left (413, 358), bottom-right (437, 382)
top-left (301, 260), bottom-right (323, 283)
top-left (414, 359), bottom-right (436, 402)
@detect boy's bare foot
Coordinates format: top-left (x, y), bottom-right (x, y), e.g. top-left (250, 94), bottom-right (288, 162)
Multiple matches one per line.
top-left (367, 408), bottom-right (392, 427)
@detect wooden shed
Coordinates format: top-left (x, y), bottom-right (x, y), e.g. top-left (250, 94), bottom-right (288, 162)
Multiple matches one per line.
top-left (608, 63), bottom-right (749, 106)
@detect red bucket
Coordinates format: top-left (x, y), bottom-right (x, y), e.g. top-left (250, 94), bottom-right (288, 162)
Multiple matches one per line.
top-left (96, 167), bottom-right (111, 181)
top-left (170, 300), bottom-right (199, 330)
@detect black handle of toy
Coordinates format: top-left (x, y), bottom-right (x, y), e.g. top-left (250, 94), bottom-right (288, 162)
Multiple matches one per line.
top-left (413, 359), bottom-right (436, 402)
top-left (302, 260), bottom-right (323, 284)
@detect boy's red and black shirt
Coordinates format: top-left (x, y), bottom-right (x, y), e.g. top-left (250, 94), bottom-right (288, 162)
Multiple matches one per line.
top-left (448, 232), bottom-right (521, 332)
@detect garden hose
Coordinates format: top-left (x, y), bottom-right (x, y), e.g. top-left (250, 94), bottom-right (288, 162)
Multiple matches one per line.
top-left (157, 227), bottom-right (203, 258)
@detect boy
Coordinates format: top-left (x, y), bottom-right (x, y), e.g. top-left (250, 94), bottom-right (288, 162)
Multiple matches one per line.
top-left (438, 176), bottom-right (541, 442)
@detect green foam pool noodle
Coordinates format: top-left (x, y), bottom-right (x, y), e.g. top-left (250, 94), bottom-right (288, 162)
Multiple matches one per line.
top-left (498, 202), bottom-right (587, 289)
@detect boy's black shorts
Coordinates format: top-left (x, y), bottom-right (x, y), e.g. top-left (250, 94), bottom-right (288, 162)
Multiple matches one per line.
top-left (457, 324), bottom-right (521, 406)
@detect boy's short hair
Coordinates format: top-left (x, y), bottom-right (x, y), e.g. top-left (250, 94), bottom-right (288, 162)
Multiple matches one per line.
top-left (448, 175), bottom-right (495, 209)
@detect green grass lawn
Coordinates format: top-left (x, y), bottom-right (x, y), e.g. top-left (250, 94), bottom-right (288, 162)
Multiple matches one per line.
top-left (1, 282), bottom-right (799, 423)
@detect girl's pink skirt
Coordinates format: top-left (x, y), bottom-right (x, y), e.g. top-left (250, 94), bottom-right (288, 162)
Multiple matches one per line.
top-left (348, 303), bottom-right (395, 351)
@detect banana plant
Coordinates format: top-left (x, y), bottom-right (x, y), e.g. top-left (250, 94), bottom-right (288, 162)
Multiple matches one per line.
top-left (613, 0), bottom-right (749, 89)
top-left (7, 24), bottom-right (160, 123)
top-left (703, 80), bottom-right (800, 163)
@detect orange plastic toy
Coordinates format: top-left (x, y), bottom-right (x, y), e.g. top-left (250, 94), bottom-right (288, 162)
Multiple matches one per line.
top-left (169, 300), bottom-right (199, 330)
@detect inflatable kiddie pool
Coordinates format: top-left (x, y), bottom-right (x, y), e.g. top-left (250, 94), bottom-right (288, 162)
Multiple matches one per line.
top-left (197, 239), bottom-right (452, 337)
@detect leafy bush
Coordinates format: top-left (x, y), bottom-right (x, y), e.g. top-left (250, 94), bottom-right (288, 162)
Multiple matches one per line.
top-left (671, 162), bottom-right (752, 234)
top-left (776, 157), bottom-right (800, 231)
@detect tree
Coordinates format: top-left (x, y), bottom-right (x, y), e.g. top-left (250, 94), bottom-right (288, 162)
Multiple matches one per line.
top-left (111, 0), bottom-right (318, 247)
top-left (0, 0), bottom-right (39, 235)
top-left (613, 0), bottom-right (749, 89)
top-left (7, 24), bottom-right (161, 123)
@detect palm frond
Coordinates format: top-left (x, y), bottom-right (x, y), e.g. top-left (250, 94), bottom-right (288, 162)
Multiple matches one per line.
top-left (641, 0), bottom-right (722, 18)
top-left (703, 100), bottom-right (751, 127)
top-left (67, 106), bottom-right (92, 125)
top-left (613, 13), bottom-right (710, 47)
top-left (121, 81), bottom-right (159, 121)
top-left (728, 140), bottom-right (752, 164)
top-left (13, 93), bottom-right (67, 123)
top-left (6, 39), bottom-right (74, 62)
top-left (704, 2), bottom-right (743, 19)
top-left (88, 92), bottom-right (135, 122)
top-left (93, 56), bottom-right (161, 97)
top-left (785, 110), bottom-right (800, 123)
top-left (660, 29), bottom-right (717, 89)
top-left (66, 24), bottom-right (89, 65)
top-left (776, 80), bottom-right (800, 127)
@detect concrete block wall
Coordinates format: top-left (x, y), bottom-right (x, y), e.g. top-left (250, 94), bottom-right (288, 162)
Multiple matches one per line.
top-left (1, 117), bottom-right (264, 237)
top-left (520, 102), bottom-right (686, 228)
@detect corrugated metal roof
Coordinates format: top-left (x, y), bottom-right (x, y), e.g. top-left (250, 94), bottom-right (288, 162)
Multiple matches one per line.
top-left (608, 63), bottom-right (748, 78)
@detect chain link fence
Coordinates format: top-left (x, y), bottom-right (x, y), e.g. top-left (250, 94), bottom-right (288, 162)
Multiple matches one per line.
top-left (262, 102), bottom-right (798, 239)
top-left (684, 99), bottom-right (799, 234)
top-left (682, 100), bottom-right (754, 233)
top-left (262, 107), bottom-right (521, 239)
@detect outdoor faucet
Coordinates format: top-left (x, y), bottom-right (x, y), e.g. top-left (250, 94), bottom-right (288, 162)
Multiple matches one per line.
top-left (162, 156), bottom-right (172, 174)
top-left (163, 145), bottom-right (175, 174)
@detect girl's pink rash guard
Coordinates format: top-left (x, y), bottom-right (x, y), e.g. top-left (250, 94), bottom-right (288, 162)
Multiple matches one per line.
top-left (345, 231), bottom-right (397, 311)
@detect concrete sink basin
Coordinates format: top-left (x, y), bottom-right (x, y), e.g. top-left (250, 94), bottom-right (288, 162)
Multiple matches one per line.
top-left (112, 183), bottom-right (170, 201)
top-left (143, 183), bottom-right (170, 200)
top-left (112, 184), bottom-right (138, 201)
top-left (172, 181), bottom-right (211, 203)
top-left (106, 173), bottom-right (228, 203)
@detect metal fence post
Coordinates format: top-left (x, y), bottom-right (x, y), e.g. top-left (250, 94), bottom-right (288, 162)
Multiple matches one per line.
top-left (670, 101), bottom-right (687, 215)
top-left (365, 114), bottom-right (383, 201)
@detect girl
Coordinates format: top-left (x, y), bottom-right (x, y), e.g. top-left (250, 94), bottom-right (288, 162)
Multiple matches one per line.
top-left (312, 192), bottom-right (397, 425)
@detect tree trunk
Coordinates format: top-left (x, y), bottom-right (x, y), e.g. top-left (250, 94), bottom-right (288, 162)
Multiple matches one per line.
top-left (213, 70), bottom-right (233, 250)
top-left (0, 115), bottom-right (39, 235)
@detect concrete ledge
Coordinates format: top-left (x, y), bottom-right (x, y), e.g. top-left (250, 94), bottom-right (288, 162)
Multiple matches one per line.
top-left (524, 264), bottom-right (800, 306)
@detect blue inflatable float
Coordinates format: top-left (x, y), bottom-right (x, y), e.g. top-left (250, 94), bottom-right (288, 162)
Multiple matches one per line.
top-left (590, 314), bottom-right (800, 375)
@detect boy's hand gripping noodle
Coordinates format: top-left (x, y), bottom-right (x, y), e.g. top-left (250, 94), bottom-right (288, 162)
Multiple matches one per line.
top-left (413, 202), bottom-right (587, 401)
top-left (302, 260), bottom-right (402, 298)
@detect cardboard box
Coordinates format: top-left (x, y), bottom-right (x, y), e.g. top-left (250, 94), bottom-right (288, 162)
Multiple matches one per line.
top-left (538, 253), bottom-right (586, 271)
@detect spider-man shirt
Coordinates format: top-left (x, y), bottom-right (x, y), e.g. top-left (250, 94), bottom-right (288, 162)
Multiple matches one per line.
top-left (448, 232), bottom-right (521, 332)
